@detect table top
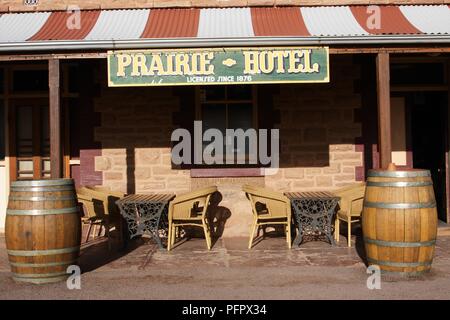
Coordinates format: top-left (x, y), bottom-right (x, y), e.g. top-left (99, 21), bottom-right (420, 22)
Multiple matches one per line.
top-left (116, 193), bottom-right (175, 205)
top-left (285, 191), bottom-right (339, 200)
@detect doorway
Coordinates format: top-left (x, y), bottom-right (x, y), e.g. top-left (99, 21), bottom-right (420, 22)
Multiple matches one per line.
top-left (9, 99), bottom-right (51, 181)
top-left (409, 92), bottom-right (448, 222)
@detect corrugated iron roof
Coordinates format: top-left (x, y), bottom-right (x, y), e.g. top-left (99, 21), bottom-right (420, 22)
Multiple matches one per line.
top-left (198, 8), bottom-right (254, 38)
top-left (85, 9), bottom-right (150, 40)
top-left (350, 6), bottom-right (420, 35)
top-left (301, 6), bottom-right (368, 36)
top-left (29, 10), bottom-right (101, 41)
top-left (141, 9), bottom-right (200, 38)
top-left (400, 5), bottom-right (450, 34)
top-left (252, 7), bottom-right (310, 36)
top-left (0, 12), bottom-right (50, 42)
top-left (0, 5), bottom-right (448, 51)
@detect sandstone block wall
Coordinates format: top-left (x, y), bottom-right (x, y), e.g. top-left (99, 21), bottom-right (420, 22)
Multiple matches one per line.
top-left (89, 55), bottom-right (364, 237)
top-left (265, 55), bottom-right (364, 192)
top-left (93, 79), bottom-right (191, 195)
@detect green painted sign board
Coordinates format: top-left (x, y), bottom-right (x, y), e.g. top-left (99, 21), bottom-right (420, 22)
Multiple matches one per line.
top-left (108, 47), bottom-right (329, 87)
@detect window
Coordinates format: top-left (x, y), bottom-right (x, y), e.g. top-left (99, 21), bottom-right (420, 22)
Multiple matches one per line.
top-left (197, 85), bottom-right (256, 164)
top-left (13, 101), bottom-right (50, 180)
top-left (12, 69), bottom-right (48, 93)
top-left (391, 62), bottom-right (446, 86)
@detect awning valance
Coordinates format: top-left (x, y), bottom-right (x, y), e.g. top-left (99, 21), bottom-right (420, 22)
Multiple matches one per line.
top-left (0, 5), bottom-right (449, 52)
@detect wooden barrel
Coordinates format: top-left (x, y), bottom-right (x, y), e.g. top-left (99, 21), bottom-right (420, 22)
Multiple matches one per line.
top-left (5, 179), bottom-right (81, 284)
top-left (362, 169), bottom-right (438, 276)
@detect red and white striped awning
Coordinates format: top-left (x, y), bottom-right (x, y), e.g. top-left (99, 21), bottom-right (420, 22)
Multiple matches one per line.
top-left (0, 5), bottom-right (449, 51)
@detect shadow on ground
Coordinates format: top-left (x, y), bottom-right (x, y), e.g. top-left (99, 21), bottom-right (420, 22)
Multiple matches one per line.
top-left (78, 230), bottom-right (146, 273)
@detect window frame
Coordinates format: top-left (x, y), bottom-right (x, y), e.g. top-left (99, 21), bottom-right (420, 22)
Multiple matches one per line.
top-left (390, 58), bottom-right (448, 92)
top-left (194, 85), bottom-right (259, 165)
top-left (9, 99), bottom-right (51, 180)
top-left (1, 62), bottom-right (80, 181)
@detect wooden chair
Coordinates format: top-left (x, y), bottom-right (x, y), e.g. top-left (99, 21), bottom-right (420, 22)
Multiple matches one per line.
top-left (167, 186), bottom-right (218, 251)
top-left (77, 192), bottom-right (107, 243)
top-left (77, 186), bottom-right (125, 250)
top-left (333, 183), bottom-right (366, 247)
top-left (242, 185), bottom-right (292, 249)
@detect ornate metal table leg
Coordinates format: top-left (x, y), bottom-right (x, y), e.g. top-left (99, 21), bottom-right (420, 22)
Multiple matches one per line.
top-left (150, 228), bottom-right (164, 250)
top-left (140, 202), bottom-right (167, 251)
top-left (116, 202), bottom-right (137, 249)
top-left (116, 202), bottom-right (127, 249)
top-left (292, 201), bottom-right (303, 247)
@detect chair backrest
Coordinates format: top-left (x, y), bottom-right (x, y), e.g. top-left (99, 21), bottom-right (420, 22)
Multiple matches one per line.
top-left (333, 183), bottom-right (366, 215)
top-left (170, 186), bottom-right (218, 220)
top-left (77, 186), bottom-right (125, 217)
top-left (86, 185), bottom-right (125, 198)
top-left (76, 192), bottom-right (104, 220)
top-left (242, 185), bottom-right (290, 220)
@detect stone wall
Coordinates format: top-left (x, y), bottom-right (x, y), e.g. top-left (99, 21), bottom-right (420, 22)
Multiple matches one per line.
top-left (1, 0), bottom-right (446, 12)
top-left (191, 177), bottom-right (265, 238)
top-left (90, 55), bottom-right (364, 237)
top-left (93, 69), bottom-right (191, 195)
top-left (265, 55), bottom-right (364, 192)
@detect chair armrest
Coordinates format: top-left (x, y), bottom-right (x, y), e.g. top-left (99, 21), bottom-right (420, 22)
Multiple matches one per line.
top-left (77, 193), bottom-right (94, 202)
top-left (169, 191), bottom-right (214, 221)
top-left (77, 192), bottom-right (107, 219)
top-left (171, 186), bottom-right (217, 205)
top-left (253, 193), bottom-right (290, 206)
top-left (242, 185), bottom-right (289, 204)
top-left (77, 187), bottom-right (124, 216)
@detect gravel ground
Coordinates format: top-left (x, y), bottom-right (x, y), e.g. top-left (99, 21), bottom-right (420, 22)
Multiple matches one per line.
top-left (1, 234), bottom-right (450, 300)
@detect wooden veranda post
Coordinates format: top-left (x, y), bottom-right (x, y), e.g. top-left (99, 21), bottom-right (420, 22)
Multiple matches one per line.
top-left (376, 52), bottom-right (392, 169)
top-left (49, 59), bottom-right (62, 178)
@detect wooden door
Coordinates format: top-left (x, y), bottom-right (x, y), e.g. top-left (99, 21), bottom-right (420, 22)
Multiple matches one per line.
top-left (409, 92), bottom-right (448, 222)
top-left (9, 99), bottom-right (50, 181)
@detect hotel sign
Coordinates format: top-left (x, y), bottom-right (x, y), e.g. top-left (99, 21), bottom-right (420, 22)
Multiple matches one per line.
top-left (107, 47), bottom-right (329, 87)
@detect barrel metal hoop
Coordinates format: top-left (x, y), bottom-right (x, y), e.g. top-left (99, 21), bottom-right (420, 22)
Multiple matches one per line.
top-left (364, 237), bottom-right (436, 247)
top-left (9, 259), bottom-right (78, 268)
top-left (12, 271), bottom-right (69, 278)
top-left (364, 201), bottom-right (436, 209)
top-left (6, 207), bottom-right (79, 216)
top-left (367, 258), bottom-right (432, 268)
top-left (11, 179), bottom-right (74, 187)
top-left (10, 186), bottom-right (75, 192)
top-left (7, 246), bottom-right (80, 256)
top-left (366, 181), bottom-right (433, 187)
top-left (368, 170), bottom-right (431, 178)
top-left (9, 196), bottom-right (77, 202)
top-left (13, 275), bottom-right (69, 284)
top-left (379, 270), bottom-right (431, 276)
